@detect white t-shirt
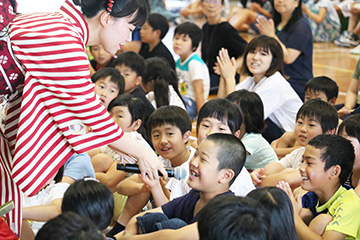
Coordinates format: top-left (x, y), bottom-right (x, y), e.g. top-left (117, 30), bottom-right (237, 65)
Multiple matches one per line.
top-left (279, 147), bottom-right (305, 169)
top-left (160, 146), bottom-right (196, 200)
top-left (176, 52), bottom-right (210, 102)
top-left (146, 85), bottom-right (186, 110)
top-left (23, 181), bottom-right (70, 233)
top-left (230, 167), bottom-right (256, 196)
top-left (236, 71), bottom-right (303, 132)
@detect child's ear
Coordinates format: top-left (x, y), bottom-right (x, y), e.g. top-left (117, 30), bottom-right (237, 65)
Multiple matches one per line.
top-left (234, 130), bottom-right (241, 138)
top-left (218, 169), bottom-right (235, 184)
top-left (329, 165), bottom-right (341, 180)
top-left (328, 97), bottom-right (337, 106)
top-left (135, 76), bottom-right (142, 86)
top-left (325, 128), bottom-right (336, 135)
top-left (132, 119), bottom-right (142, 132)
top-left (183, 130), bottom-right (191, 143)
top-left (154, 29), bottom-right (161, 39)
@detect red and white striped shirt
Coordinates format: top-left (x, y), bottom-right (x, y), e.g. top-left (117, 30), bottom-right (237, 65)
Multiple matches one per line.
top-left (1, 0), bottom-right (123, 234)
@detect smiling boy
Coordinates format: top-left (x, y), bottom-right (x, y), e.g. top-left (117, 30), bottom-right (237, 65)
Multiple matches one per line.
top-left (279, 134), bottom-right (360, 239)
top-left (115, 133), bottom-right (246, 240)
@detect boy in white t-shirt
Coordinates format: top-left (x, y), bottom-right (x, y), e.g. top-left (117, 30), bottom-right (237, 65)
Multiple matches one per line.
top-left (107, 106), bottom-right (195, 237)
top-left (173, 22), bottom-right (210, 119)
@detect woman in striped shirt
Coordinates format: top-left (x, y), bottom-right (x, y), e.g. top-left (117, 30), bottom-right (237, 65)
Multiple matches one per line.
top-left (1, 0), bottom-right (166, 236)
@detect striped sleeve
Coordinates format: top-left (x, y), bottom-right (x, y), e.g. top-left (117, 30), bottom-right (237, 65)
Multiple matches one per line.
top-left (9, 10), bottom-right (122, 196)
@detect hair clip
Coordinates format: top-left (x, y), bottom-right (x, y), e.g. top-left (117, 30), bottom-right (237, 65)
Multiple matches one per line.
top-left (107, 0), bottom-right (114, 13)
top-left (83, 177), bottom-right (99, 182)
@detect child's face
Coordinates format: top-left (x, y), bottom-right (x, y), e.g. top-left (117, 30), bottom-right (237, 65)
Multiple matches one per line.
top-left (294, 116), bottom-right (323, 147)
top-left (94, 76), bottom-right (120, 109)
top-left (151, 124), bottom-right (189, 161)
top-left (201, 0), bottom-right (223, 19)
top-left (173, 33), bottom-right (193, 58)
top-left (246, 47), bottom-right (273, 81)
top-left (340, 130), bottom-right (360, 169)
top-left (299, 145), bottom-right (333, 192)
top-left (90, 45), bottom-right (113, 66)
top-left (115, 64), bottom-right (141, 93)
top-left (304, 89), bottom-right (330, 104)
top-left (197, 117), bottom-right (234, 143)
top-left (110, 106), bottom-right (138, 132)
top-left (188, 139), bottom-right (224, 191)
top-left (140, 22), bottom-right (157, 44)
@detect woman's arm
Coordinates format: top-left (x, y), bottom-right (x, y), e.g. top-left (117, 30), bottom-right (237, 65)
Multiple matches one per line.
top-left (109, 134), bottom-right (167, 180)
top-left (256, 16), bottom-right (301, 64)
top-left (302, 4), bottom-right (327, 24)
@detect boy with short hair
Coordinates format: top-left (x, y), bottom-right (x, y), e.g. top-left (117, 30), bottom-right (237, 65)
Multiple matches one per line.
top-left (139, 13), bottom-right (175, 70)
top-left (91, 67), bottom-right (125, 109)
top-left (106, 106), bottom-right (195, 237)
top-left (112, 51), bottom-right (155, 130)
top-left (173, 22), bottom-right (210, 119)
top-left (279, 134), bottom-right (360, 239)
top-left (196, 98), bottom-right (255, 196)
top-left (304, 76), bottom-right (339, 105)
top-left (197, 195), bottom-right (270, 240)
top-left (252, 99), bottom-right (339, 189)
top-left (116, 133), bottom-right (247, 240)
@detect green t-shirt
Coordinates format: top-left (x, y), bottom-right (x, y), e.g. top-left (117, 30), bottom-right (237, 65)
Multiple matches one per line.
top-left (317, 186), bottom-right (360, 239)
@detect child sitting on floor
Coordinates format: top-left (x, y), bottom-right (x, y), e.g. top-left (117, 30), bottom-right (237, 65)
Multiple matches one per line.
top-left (251, 99), bottom-right (338, 189)
top-left (106, 106), bottom-right (195, 237)
top-left (116, 134), bottom-right (247, 240)
top-left (278, 134), bottom-right (360, 239)
top-left (92, 67), bottom-right (125, 109)
top-left (272, 76), bottom-right (339, 158)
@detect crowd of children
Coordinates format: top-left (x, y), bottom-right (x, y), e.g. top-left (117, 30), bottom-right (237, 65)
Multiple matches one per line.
top-left (3, 0), bottom-right (360, 239)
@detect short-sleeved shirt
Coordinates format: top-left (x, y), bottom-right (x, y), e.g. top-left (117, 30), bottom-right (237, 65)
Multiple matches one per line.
top-left (63, 153), bottom-right (95, 180)
top-left (229, 167), bottom-right (256, 196)
top-left (304, 186), bottom-right (360, 239)
top-left (161, 189), bottom-right (234, 224)
top-left (279, 147), bottom-right (305, 169)
top-left (139, 42), bottom-right (176, 70)
top-left (351, 58), bottom-right (360, 104)
top-left (201, 22), bottom-right (247, 76)
top-left (176, 53), bottom-right (210, 102)
top-left (241, 133), bottom-right (278, 169)
top-left (277, 17), bottom-right (313, 99)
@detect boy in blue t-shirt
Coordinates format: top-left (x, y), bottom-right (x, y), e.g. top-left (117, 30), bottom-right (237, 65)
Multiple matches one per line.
top-left (279, 134), bottom-right (360, 239)
top-left (116, 133), bottom-right (246, 240)
top-left (173, 22), bottom-right (210, 119)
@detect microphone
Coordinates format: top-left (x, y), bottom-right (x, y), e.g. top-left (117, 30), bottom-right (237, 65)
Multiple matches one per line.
top-left (117, 163), bottom-right (187, 180)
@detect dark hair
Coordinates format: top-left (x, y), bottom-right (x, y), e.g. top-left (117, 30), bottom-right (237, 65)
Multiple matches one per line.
top-left (273, 0), bottom-right (302, 32)
top-left (108, 94), bottom-right (147, 137)
top-left (61, 179), bottom-right (114, 231)
top-left (148, 105), bottom-right (192, 136)
top-left (241, 35), bottom-right (285, 78)
top-left (91, 67), bottom-right (125, 95)
top-left (304, 76), bottom-right (339, 102)
top-left (308, 134), bottom-right (355, 185)
top-left (197, 98), bottom-right (243, 136)
top-left (207, 133), bottom-right (246, 185)
top-left (247, 187), bottom-right (298, 240)
top-left (147, 13), bottom-right (169, 39)
top-left (226, 90), bottom-right (265, 133)
top-left (112, 51), bottom-right (146, 77)
top-left (143, 57), bottom-right (184, 108)
top-left (73, 0), bottom-right (148, 27)
top-left (198, 195), bottom-right (270, 240)
top-left (54, 166), bottom-right (64, 183)
top-left (35, 212), bottom-right (104, 240)
top-left (174, 22), bottom-right (202, 51)
top-left (338, 114), bottom-right (360, 143)
top-left (200, 0), bottom-right (225, 5)
top-left (296, 99), bottom-right (338, 133)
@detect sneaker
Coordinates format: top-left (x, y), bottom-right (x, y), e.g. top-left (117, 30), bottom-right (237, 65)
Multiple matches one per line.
top-left (350, 44), bottom-right (360, 54)
top-left (334, 31), bottom-right (360, 47)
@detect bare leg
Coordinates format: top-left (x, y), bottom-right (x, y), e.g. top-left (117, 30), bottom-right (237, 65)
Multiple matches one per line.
top-left (118, 192), bottom-right (151, 226)
top-left (20, 220), bottom-right (35, 240)
top-left (91, 153), bottom-right (114, 173)
top-left (228, 8), bottom-right (258, 31)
